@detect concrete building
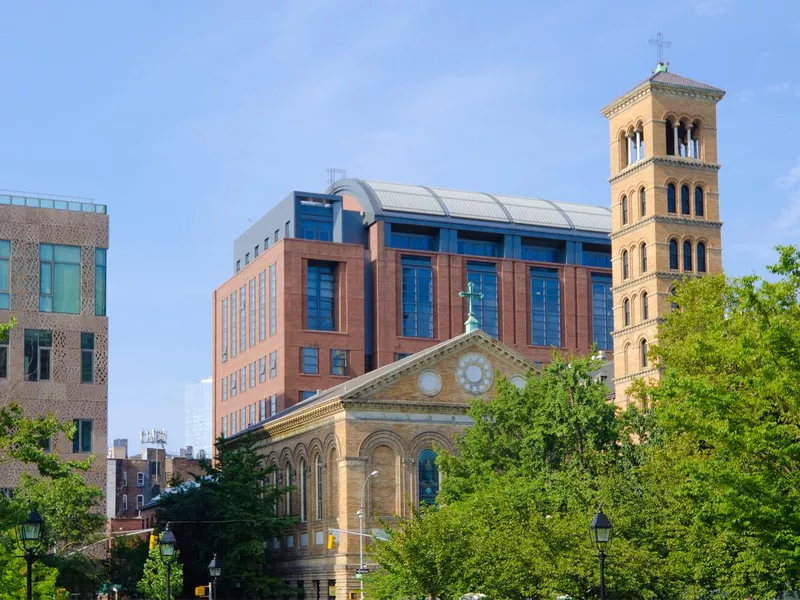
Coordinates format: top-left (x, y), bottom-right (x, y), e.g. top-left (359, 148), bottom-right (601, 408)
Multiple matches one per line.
top-left (184, 377), bottom-right (212, 459)
top-left (212, 183), bottom-right (615, 442)
top-left (602, 63), bottom-right (725, 402)
top-left (0, 192), bottom-right (109, 497)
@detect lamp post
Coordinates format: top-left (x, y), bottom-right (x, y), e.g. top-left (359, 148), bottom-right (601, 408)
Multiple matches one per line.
top-left (589, 508), bottom-right (613, 600)
top-left (17, 509), bottom-right (43, 600)
top-left (358, 470), bottom-right (378, 599)
top-left (208, 553), bottom-right (223, 600)
top-left (159, 524), bottom-right (177, 600)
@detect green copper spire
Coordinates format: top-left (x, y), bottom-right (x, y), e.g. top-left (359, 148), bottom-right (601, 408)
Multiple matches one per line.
top-left (654, 62), bottom-right (668, 73)
top-left (459, 281), bottom-right (484, 333)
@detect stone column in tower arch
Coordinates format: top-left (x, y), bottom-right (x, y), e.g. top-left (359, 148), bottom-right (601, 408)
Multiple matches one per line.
top-left (673, 121), bottom-right (679, 156)
top-left (635, 130), bottom-right (642, 161)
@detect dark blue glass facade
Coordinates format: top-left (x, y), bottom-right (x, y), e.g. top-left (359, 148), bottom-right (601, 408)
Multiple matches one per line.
top-left (591, 274), bottom-right (613, 351)
top-left (401, 256), bottom-right (434, 338)
top-left (391, 232), bottom-right (436, 251)
top-left (457, 239), bottom-right (500, 257)
top-left (307, 262), bottom-right (335, 331)
top-left (521, 244), bottom-right (562, 263)
top-left (582, 251), bottom-right (612, 268)
top-left (299, 203), bottom-right (333, 241)
top-left (530, 268), bottom-right (561, 347)
top-left (466, 262), bottom-right (499, 338)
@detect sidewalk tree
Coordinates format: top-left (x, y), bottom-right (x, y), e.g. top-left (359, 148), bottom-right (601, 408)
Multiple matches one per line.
top-left (137, 543), bottom-right (183, 600)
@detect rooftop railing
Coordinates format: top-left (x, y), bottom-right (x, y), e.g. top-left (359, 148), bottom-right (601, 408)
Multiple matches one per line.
top-left (0, 190), bottom-right (106, 214)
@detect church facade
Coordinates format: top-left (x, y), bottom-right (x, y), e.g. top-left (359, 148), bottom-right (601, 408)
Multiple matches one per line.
top-left (216, 62), bottom-right (726, 600)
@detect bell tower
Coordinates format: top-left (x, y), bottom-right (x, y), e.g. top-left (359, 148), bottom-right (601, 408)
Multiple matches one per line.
top-left (601, 62), bottom-right (725, 403)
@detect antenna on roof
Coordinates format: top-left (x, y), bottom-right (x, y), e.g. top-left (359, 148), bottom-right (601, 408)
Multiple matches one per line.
top-left (327, 168), bottom-right (346, 186)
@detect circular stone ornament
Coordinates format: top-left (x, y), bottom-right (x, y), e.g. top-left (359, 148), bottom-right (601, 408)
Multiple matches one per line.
top-left (417, 370), bottom-right (443, 396)
top-left (510, 375), bottom-right (526, 390)
top-left (455, 353), bottom-right (494, 395)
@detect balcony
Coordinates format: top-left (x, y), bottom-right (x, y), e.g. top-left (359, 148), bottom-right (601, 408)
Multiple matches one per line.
top-left (0, 190), bottom-right (107, 214)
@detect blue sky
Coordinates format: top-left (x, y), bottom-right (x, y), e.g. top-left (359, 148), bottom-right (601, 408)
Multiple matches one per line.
top-left (0, 0), bottom-right (797, 452)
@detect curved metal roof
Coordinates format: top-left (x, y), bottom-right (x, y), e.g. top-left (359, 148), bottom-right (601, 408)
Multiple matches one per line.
top-left (328, 178), bottom-right (611, 233)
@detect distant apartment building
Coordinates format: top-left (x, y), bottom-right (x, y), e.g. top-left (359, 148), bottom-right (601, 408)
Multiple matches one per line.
top-left (0, 192), bottom-right (109, 497)
top-left (106, 439), bottom-right (202, 520)
top-left (211, 180), bottom-right (613, 441)
top-left (184, 377), bottom-right (212, 459)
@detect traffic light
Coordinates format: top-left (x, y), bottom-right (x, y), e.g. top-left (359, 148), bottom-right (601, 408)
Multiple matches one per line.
top-left (327, 534), bottom-right (336, 549)
top-left (149, 534), bottom-right (158, 551)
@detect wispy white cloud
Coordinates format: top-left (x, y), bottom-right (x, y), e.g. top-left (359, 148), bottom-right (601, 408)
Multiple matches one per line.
top-left (737, 89), bottom-right (754, 103)
top-left (695, 0), bottom-right (731, 16)
top-left (768, 82), bottom-right (791, 92)
top-left (774, 158), bottom-right (800, 232)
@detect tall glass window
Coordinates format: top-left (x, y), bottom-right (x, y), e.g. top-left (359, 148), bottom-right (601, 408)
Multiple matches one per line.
top-left (667, 184), bottom-right (677, 213)
top-left (95, 249), bottom-right (106, 316)
top-left (0, 328), bottom-right (8, 379)
top-left (697, 242), bottom-right (707, 273)
top-left (269, 264), bottom-right (277, 336)
top-left (285, 463), bottom-right (293, 514)
top-left (681, 185), bottom-right (691, 214)
top-left (683, 241), bottom-right (693, 271)
top-left (623, 299), bottom-right (631, 326)
top-left (259, 270), bottom-right (266, 341)
top-left (231, 372), bottom-right (237, 397)
top-left (239, 367), bottom-right (246, 392)
top-left (669, 239), bottom-right (679, 269)
top-left (622, 251), bottom-right (629, 280)
top-left (331, 349), bottom-right (347, 376)
top-left (221, 377), bottom-right (228, 401)
top-left (231, 291), bottom-right (237, 358)
top-left (640, 243), bottom-right (647, 273)
top-left (591, 274), bottom-right (613, 351)
top-left (315, 455), bottom-right (323, 520)
top-left (0, 240), bottom-right (8, 310)
top-left (302, 348), bottom-right (319, 374)
top-left (239, 285), bottom-right (246, 353)
top-left (81, 332), bottom-right (94, 384)
top-left (466, 262), bottom-right (499, 338)
top-left (24, 329), bottom-right (52, 382)
top-left (621, 195), bottom-right (628, 225)
top-left (695, 187), bottom-right (705, 216)
top-left (270, 394), bottom-right (277, 415)
top-left (221, 298), bottom-right (228, 363)
top-left (270, 351), bottom-right (277, 379)
top-left (259, 356), bottom-right (266, 383)
top-left (72, 419), bottom-right (92, 453)
top-left (418, 450), bottom-right (439, 505)
top-left (300, 458), bottom-right (307, 523)
top-left (40, 244), bottom-right (81, 314)
top-left (299, 202), bottom-right (333, 241)
top-left (530, 268), bottom-right (561, 347)
top-left (249, 278), bottom-right (256, 347)
top-left (640, 188), bottom-right (646, 217)
top-left (401, 256), bottom-right (434, 338)
top-left (249, 362), bottom-right (256, 388)
top-left (642, 292), bottom-right (649, 320)
top-left (307, 262), bottom-right (336, 331)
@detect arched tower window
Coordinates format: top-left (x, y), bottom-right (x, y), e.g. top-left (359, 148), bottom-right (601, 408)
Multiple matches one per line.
top-left (681, 185), bottom-right (691, 215)
top-left (620, 132), bottom-right (629, 169)
top-left (623, 298), bottom-right (630, 326)
top-left (691, 120), bottom-right (702, 158)
top-left (299, 458), bottom-right (307, 523)
top-left (697, 242), bottom-right (707, 273)
top-left (624, 343), bottom-right (631, 375)
top-left (314, 455), bottom-right (323, 521)
top-left (667, 184), bottom-right (677, 213)
top-left (670, 286), bottom-right (679, 310)
top-left (642, 292), bottom-right (649, 321)
top-left (640, 242), bottom-right (647, 273)
top-left (665, 120), bottom-right (676, 156)
top-left (418, 450), bottom-right (439, 505)
top-left (669, 239), bottom-right (679, 270)
top-left (640, 339), bottom-right (648, 368)
top-left (285, 463), bottom-right (293, 516)
top-left (636, 126), bottom-right (645, 161)
top-left (640, 188), bottom-right (646, 217)
top-left (621, 195), bottom-right (628, 225)
top-left (683, 240), bottom-right (693, 271)
top-left (622, 251), bottom-right (629, 280)
top-left (695, 187), bottom-right (704, 217)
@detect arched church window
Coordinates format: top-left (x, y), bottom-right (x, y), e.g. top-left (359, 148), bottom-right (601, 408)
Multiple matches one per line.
top-left (697, 242), bottom-right (707, 273)
top-left (667, 184), bottom-right (677, 213)
top-left (622, 195), bottom-right (628, 225)
top-left (622, 251), bottom-right (629, 280)
top-left (299, 458), bottom-right (307, 523)
top-left (669, 239), bottom-right (679, 270)
top-left (640, 188), bottom-right (646, 217)
top-left (642, 292), bottom-right (649, 321)
top-left (681, 185), bottom-right (691, 215)
top-left (695, 187), bottom-right (704, 217)
top-left (640, 339), bottom-right (648, 368)
top-left (418, 450), bottom-right (439, 505)
top-left (315, 455), bottom-right (323, 521)
top-left (640, 242), bottom-right (647, 273)
top-left (623, 298), bottom-right (630, 326)
top-left (683, 240), bottom-right (693, 272)
top-left (285, 463), bottom-right (293, 516)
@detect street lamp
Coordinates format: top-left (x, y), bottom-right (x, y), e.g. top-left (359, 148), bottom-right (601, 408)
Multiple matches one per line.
top-left (358, 470), bottom-right (379, 599)
top-left (589, 508), bottom-right (613, 600)
top-left (17, 509), bottom-right (43, 600)
top-left (208, 553), bottom-right (223, 600)
top-left (159, 524), bottom-right (177, 600)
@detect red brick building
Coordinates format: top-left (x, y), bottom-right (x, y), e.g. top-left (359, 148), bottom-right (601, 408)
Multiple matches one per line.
top-left (212, 180), bottom-right (612, 442)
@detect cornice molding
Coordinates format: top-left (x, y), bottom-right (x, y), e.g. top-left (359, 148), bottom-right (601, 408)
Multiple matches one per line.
top-left (249, 399), bottom-right (344, 442)
top-left (602, 81), bottom-right (724, 118)
top-left (610, 216), bottom-right (723, 240)
top-left (611, 271), bottom-right (684, 293)
top-left (609, 156), bottom-right (721, 185)
top-left (612, 317), bottom-right (664, 337)
top-left (614, 366), bottom-right (661, 385)
top-left (341, 399), bottom-right (470, 415)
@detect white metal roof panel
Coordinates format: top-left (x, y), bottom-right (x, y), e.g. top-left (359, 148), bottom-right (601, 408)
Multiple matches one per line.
top-left (429, 187), bottom-right (508, 222)
top-left (557, 203), bottom-right (612, 232)
top-left (364, 180), bottom-right (445, 215)
top-left (494, 195), bottom-right (573, 229)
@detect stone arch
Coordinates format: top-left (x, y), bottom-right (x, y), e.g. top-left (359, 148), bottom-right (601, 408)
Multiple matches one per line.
top-left (630, 293), bottom-right (638, 324)
top-left (308, 438), bottom-right (324, 463)
top-left (369, 444), bottom-right (400, 518)
top-left (409, 431), bottom-right (456, 458)
top-left (623, 342), bottom-right (632, 375)
top-left (327, 445), bottom-right (339, 519)
top-left (359, 430), bottom-right (407, 459)
top-left (292, 442), bottom-right (309, 469)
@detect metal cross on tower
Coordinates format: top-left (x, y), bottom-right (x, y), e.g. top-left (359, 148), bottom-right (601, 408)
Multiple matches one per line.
top-left (649, 32), bottom-right (672, 65)
top-left (458, 281), bottom-right (484, 333)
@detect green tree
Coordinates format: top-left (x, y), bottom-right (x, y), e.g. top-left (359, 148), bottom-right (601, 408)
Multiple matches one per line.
top-left (157, 433), bottom-right (292, 598)
top-left (103, 536), bottom-right (149, 595)
top-left (137, 544), bottom-right (183, 600)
